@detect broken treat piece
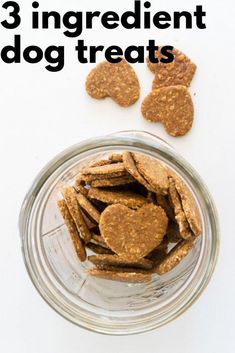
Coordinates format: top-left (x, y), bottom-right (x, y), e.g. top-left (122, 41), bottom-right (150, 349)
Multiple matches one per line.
top-left (61, 187), bottom-right (92, 243)
top-left (108, 153), bottom-right (123, 162)
top-left (99, 204), bottom-right (168, 261)
top-left (89, 268), bottom-right (151, 283)
top-left (173, 177), bottom-right (202, 236)
top-left (141, 85), bottom-right (194, 137)
top-left (132, 153), bottom-right (169, 195)
top-left (123, 152), bottom-right (155, 192)
top-left (86, 242), bottom-right (114, 255)
top-left (90, 174), bottom-right (135, 188)
top-left (168, 179), bottom-right (193, 240)
top-left (154, 240), bottom-right (194, 275)
top-left (81, 162), bottom-right (125, 175)
top-left (88, 254), bottom-right (153, 270)
top-left (76, 192), bottom-right (100, 223)
top-left (57, 200), bottom-right (86, 261)
top-left (147, 47), bottom-right (196, 89)
top-left (86, 59), bottom-right (140, 107)
top-left (88, 187), bottom-right (148, 209)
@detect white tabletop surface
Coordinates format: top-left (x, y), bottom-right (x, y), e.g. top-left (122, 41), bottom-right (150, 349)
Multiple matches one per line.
top-left (1, 0), bottom-right (235, 352)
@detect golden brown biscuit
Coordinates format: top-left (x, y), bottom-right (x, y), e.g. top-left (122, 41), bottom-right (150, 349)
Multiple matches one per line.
top-left (141, 85), bottom-right (194, 137)
top-left (57, 200), bottom-right (86, 261)
top-left (100, 204), bottom-right (168, 261)
top-left (88, 254), bottom-right (153, 270)
top-left (89, 269), bottom-right (151, 283)
top-left (168, 179), bottom-right (193, 240)
top-left (88, 187), bottom-right (148, 209)
top-left (147, 48), bottom-right (196, 89)
top-left (86, 59), bottom-right (140, 107)
top-left (108, 153), bottom-right (123, 162)
top-left (132, 153), bottom-right (169, 195)
top-left (61, 187), bottom-right (92, 243)
top-left (123, 152), bottom-right (155, 192)
top-left (156, 194), bottom-right (175, 221)
top-left (90, 233), bottom-right (109, 248)
top-left (90, 175), bottom-right (135, 188)
top-left (154, 240), bottom-right (194, 275)
top-left (86, 242), bottom-right (114, 255)
top-left (81, 162), bottom-right (126, 175)
top-left (173, 177), bottom-right (202, 236)
top-left (76, 192), bottom-right (100, 223)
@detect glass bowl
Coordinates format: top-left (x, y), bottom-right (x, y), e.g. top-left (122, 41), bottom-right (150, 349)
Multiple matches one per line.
top-left (19, 130), bottom-right (219, 335)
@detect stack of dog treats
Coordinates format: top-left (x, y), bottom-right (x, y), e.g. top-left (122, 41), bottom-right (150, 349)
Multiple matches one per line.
top-left (57, 151), bottom-right (202, 283)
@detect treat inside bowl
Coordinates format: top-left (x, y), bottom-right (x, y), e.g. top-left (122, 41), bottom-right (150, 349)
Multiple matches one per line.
top-left (19, 131), bottom-right (219, 335)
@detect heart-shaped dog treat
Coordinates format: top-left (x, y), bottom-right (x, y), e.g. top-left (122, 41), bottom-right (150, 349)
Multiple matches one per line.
top-left (86, 59), bottom-right (140, 107)
top-left (99, 204), bottom-right (168, 261)
top-left (141, 85), bottom-right (194, 137)
top-left (147, 47), bottom-right (196, 89)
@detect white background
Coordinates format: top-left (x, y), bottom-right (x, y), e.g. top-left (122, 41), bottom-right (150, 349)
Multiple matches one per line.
top-left (1, 0), bottom-right (235, 352)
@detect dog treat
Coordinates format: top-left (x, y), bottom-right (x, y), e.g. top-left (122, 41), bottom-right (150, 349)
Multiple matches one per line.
top-left (123, 152), bottom-right (155, 192)
top-left (147, 48), bottom-right (196, 89)
top-left (61, 187), bottom-right (92, 243)
top-left (173, 177), bottom-right (202, 236)
top-left (76, 192), bottom-right (100, 223)
top-left (81, 162), bottom-right (125, 175)
top-left (91, 233), bottom-right (109, 248)
top-left (132, 153), bottom-right (169, 195)
top-left (88, 159), bottom-right (112, 168)
top-left (88, 254), bottom-right (153, 270)
top-left (86, 242), bottom-right (114, 255)
top-left (91, 175), bottom-right (135, 188)
top-left (89, 268), bottom-right (152, 283)
top-left (168, 179), bottom-right (194, 240)
top-left (108, 153), bottom-right (123, 162)
top-left (142, 85), bottom-right (194, 137)
top-left (57, 200), bottom-right (86, 261)
top-left (154, 240), bottom-right (194, 275)
top-left (86, 59), bottom-right (140, 107)
top-left (88, 188), bottom-right (148, 209)
top-left (99, 204), bottom-right (168, 261)
top-left (57, 151), bottom-right (202, 282)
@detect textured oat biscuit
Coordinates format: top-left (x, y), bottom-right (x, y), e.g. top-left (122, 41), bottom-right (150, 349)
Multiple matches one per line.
top-left (86, 59), bottom-right (140, 107)
top-left (91, 175), bottom-right (135, 188)
top-left (78, 172), bottom-right (127, 183)
top-left (173, 177), bottom-right (202, 236)
top-left (61, 187), bottom-right (92, 243)
top-left (57, 200), bottom-right (86, 261)
top-left (74, 177), bottom-right (89, 196)
top-left (88, 254), bottom-right (153, 270)
top-left (147, 48), bottom-right (196, 89)
top-left (141, 85), bottom-right (194, 137)
top-left (123, 152), bottom-right (155, 192)
top-left (76, 192), bottom-right (100, 223)
top-left (89, 269), bottom-right (151, 283)
top-left (81, 162), bottom-right (125, 175)
top-left (154, 240), bottom-right (194, 275)
top-left (156, 194), bottom-right (175, 221)
top-left (108, 153), bottom-right (123, 162)
top-left (88, 159), bottom-right (112, 168)
top-left (100, 204), bottom-right (168, 261)
top-left (168, 180), bottom-right (193, 239)
top-left (132, 153), bottom-right (169, 195)
top-left (88, 187), bottom-right (148, 209)
top-left (168, 179), bottom-right (193, 240)
top-left (86, 242), bottom-right (114, 255)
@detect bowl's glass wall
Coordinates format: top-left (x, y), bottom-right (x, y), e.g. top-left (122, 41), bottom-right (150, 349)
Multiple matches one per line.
top-left (20, 131), bottom-right (219, 334)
